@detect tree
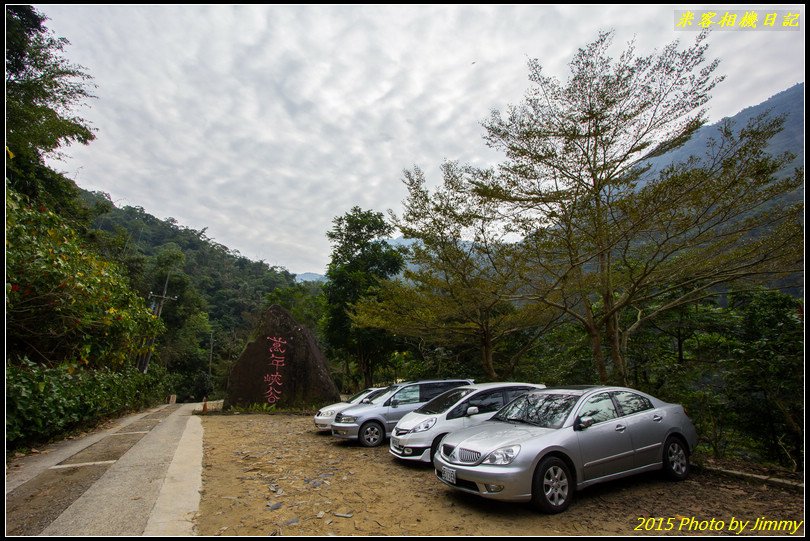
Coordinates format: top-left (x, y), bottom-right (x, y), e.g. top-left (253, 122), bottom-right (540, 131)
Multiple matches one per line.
top-left (473, 30), bottom-right (803, 383)
top-left (323, 207), bottom-right (403, 387)
top-left (264, 282), bottom-right (326, 338)
top-left (6, 187), bottom-right (162, 368)
top-left (353, 164), bottom-right (558, 380)
top-left (5, 5), bottom-right (97, 218)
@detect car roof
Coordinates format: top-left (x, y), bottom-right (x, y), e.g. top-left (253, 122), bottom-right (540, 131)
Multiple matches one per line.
top-left (527, 385), bottom-right (657, 396)
top-left (395, 378), bottom-right (474, 385)
top-left (524, 385), bottom-right (600, 396)
top-left (454, 382), bottom-right (543, 391)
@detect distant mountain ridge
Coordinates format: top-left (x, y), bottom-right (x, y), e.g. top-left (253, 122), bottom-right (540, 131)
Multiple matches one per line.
top-left (295, 272), bottom-right (326, 283)
top-left (646, 82), bottom-right (804, 177)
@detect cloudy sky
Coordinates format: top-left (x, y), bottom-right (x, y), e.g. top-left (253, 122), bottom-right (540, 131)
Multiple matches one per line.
top-left (37, 4), bottom-right (804, 275)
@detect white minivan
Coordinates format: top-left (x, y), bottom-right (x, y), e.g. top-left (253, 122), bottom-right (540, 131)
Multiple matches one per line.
top-left (389, 382), bottom-right (545, 462)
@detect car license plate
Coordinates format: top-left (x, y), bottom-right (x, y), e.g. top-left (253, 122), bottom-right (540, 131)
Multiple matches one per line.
top-left (441, 466), bottom-right (456, 484)
top-left (392, 437), bottom-right (401, 447)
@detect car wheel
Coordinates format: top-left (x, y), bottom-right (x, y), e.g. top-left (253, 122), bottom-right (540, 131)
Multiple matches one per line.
top-left (663, 435), bottom-right (690, 480)
top-left (430, 434), bottom-right (446, 462)
top-left (359, 421), bottom-right (384, 447)
top-left (532, 456), bottom-right (573, 514)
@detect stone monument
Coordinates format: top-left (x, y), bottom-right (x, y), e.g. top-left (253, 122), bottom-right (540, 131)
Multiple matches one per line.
top-left (224, 305), bottom-right (340, 409)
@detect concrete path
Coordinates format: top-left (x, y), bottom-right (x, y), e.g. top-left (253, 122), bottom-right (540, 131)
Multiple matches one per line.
top-left (5, 402), bottom-right (203, 536)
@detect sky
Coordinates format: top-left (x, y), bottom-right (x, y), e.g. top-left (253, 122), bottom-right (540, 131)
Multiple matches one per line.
top-left (35, 4), bottom-right (805, 275)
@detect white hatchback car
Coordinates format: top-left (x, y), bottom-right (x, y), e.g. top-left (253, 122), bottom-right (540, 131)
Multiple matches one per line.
top-left (314, 387), bottom-right (384, 431)
top-left (389, 382), bottom-right (544, 462)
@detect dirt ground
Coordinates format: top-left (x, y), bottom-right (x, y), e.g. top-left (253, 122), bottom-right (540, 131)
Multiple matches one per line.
top-left (196, 413), bottom-right (804, 536)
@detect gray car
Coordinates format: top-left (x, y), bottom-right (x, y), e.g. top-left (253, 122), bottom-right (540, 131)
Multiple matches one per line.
top-left (434, 385), bottom-right (698, 513)
top-left (331, 379), bottom-right (473, 447)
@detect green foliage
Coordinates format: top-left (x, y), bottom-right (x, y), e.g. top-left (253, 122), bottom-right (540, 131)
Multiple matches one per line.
top-left (78, 193), bottom-right (298, 396)
top-left (6, 359), bottom-right (177, 449)
top-left (6, 187), bottom-right (163, 367)
top-left (264, 282), bottom-right (326, 338)
top-left (5, 5), bottom-right (96, 213)
top-left (625, 290), bottom-right (804, 469)
top-left (324, 207), bottom-right (404, 387)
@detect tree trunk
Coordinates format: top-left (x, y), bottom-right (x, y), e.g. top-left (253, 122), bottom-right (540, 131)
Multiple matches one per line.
top-left (605, 310), bottom-right (627, 385)
top-left (480, 333), bottom-right (498, 380)
top-left (586, 324), bottom-right (608, 383)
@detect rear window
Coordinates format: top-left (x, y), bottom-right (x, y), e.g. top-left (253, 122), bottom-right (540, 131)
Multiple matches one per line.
top-left (613, 391), bottom-right (653, 416)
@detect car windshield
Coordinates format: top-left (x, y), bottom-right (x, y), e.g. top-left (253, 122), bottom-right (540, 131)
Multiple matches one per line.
top-left (416, 388), bottom-right (475, 414)
top-left (369, 384), bottom-right (400, 404)
top-left (492, 392), bottom-right (579, 429)
top-left (364, 388), bottom-right (387, 402)
top-left (347, 389), bottom-right (374, 403)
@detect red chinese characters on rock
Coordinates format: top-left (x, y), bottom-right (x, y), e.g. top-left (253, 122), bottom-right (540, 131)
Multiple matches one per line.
top-left (264, 336), bottom-right (287, 404)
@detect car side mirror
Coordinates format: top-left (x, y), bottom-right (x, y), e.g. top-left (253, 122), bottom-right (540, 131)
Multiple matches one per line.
top-left (361, 398), bottom-right (370, 404)
top-left (576, 416), bottom-right (594, 430)
top-left (466, 406), bottom-right (479, 416)
top-left (390, 399), bottom-right (399, 408)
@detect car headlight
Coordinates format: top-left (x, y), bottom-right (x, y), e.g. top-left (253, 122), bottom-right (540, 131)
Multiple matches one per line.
top-left (321, 409), bottom-right (334, 417)
top-left (409, 417), bottom-right (437, 433)
top-left (483, 445), bottom-right (520, 465)
top-left (339, 415), bottom-right (356, 423)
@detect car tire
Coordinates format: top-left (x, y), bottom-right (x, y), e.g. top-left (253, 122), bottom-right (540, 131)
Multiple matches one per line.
top-left (430, 434), bottom-right (446, 462)
top-left (358, 421), bottom-right (384, 447)
top-left (532, 456), bottom-right (574, 514)
top-left (663, 435), bottom-right (690, 480)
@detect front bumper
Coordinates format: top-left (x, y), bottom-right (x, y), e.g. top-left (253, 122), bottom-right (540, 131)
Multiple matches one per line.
top-left (432, 453), bottom-right (533, 502)
top-left (389, 433), bottom-right (432, 462)
top-left (331, 422), bottom-right (361, 440)
top-left (314, 415), bottom-right (335, 431)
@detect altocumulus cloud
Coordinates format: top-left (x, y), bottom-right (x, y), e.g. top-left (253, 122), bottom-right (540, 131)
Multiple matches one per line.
top-left (39, 4), bottom-right (804, 274)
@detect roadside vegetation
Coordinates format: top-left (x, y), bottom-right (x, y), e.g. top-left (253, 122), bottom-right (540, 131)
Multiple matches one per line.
top-left (5, 6), bottom-right (802, 471)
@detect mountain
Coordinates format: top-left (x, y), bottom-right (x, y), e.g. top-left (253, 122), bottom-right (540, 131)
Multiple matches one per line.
top-left (295, 272), bottom-right (326, 283)
top-left (646, 83), bottom-right (804, 180)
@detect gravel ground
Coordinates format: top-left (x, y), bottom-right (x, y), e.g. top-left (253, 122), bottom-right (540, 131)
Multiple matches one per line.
top-left (196, 413), bottom-right (804, 536)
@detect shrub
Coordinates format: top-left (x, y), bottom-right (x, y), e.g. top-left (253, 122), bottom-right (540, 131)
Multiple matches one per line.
top-left (6, 359), bottom-right (176, 449)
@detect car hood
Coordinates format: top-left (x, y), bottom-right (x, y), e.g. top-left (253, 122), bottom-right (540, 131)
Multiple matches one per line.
top-left (441, 420), bottom-right (557, 453)
top-left (337, 402), bottom-right (380, 417)
top-left (396, 411), bottom-right (435, 431)
top-left (317, 401), bottom-right (350, 413)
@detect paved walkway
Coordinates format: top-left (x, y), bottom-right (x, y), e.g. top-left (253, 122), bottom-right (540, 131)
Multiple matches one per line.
top-left (5, 402), bottom-right (203, 536)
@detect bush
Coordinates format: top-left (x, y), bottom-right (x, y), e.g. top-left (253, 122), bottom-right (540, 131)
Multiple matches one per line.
top-left (6, 359), bottom-right (176, 449)
top-left (6, 187), bottom-right (162, 368)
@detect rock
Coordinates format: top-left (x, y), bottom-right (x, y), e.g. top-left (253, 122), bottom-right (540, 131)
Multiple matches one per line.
top-left (334, 512), bottom-right (354, 518)
top-left (317, 511), bottom-right (325, 519)
top-left (224, 305), bottom-right (340, 409)
top-left (284, 518), bottom-right (300, 526)
top-left (267, 502), bottom-right (283, 511)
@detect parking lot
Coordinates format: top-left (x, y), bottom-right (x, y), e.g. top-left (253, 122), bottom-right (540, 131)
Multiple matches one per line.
top-left (196, 413), bottom-right (804, 536)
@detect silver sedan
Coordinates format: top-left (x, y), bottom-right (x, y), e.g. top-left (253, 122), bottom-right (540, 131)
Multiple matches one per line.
top-left (434, 386), bottom-right (698, 513)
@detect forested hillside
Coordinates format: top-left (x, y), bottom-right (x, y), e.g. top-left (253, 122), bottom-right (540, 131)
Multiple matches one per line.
top-left (646, 82), bottom-right (804, 195)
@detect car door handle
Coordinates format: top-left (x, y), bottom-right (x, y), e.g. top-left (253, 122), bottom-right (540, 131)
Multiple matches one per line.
top-left (652, 415), bottom-right (663, 422)
top-left (615, 425), bottom-right (626, 432)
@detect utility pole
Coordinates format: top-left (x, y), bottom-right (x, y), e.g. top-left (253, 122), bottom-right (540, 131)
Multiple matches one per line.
top-left (137, 271), bottom-right (177, 373)
top-left (209, 329), bottom-right (214, 376)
